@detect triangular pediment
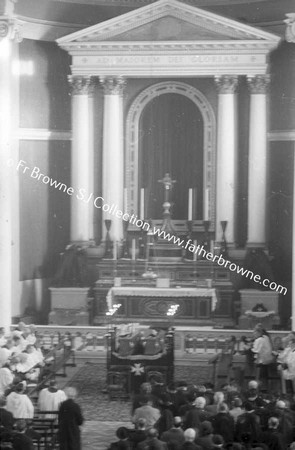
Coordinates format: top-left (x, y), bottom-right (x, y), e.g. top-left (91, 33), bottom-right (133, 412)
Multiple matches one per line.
top-left (57, 0), bottom-right (280, 45)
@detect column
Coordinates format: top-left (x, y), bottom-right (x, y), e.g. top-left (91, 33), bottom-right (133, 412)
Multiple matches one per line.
top-left (247, 75), bottom-right (270, 247)
top-left (100, 76), bottom-right (126, 241)
top-left (0, 19), bottom-right (21, 332)
top-left (68, 76), bottom-right (95, 243)
top-left (292, 144), bottom-right (295, 331)
top-left (215, 75), bottom-right (238, 244)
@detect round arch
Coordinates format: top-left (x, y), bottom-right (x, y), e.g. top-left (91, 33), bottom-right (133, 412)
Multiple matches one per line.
top-left (125, 81), bottom-right (216, 225)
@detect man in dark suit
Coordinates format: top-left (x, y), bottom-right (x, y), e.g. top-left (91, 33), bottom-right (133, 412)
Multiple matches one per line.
top-left (161, 416), bottom-right (184, 450)
top-left (137, 428), bottom-right (168, 450)
top-left (128, 418), bottom-right (147, 449)
top-left (183, 397), bottom-right (209, 430)
top-left (58, 386), bottom-right (84, 450)
top-left (0, 396), bottom-right (14, 430)
top-left (12, 419), bottom-right (34, 450)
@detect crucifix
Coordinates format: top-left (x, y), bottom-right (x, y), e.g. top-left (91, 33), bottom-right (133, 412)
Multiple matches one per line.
top-left (158, 173), bottom-right (176, 233)
top-left (158, 173), bottom-right (177, 203)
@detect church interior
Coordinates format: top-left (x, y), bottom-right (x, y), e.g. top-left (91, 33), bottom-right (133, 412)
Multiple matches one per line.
top-left (1, 1), bottom-right (295, 449)
top-left (1, 0), bottom-right (295, 333)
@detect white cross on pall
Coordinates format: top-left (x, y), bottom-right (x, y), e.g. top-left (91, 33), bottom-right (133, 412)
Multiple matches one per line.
top-left (130, 363), bottom-right (145, 376)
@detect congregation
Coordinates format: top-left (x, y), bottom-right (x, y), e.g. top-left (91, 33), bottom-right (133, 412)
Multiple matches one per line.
top-left (110, 378), bottom-right (295, 450)
top-left (2, 322), bottom-right (295, 449)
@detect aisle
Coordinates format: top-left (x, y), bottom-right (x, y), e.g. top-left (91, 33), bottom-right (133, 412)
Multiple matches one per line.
top-left (81, 421), bottom-right (132, 450)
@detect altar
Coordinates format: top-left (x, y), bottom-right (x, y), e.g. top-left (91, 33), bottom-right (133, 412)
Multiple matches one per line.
top-left (106, 286), bottom-right (217, 325)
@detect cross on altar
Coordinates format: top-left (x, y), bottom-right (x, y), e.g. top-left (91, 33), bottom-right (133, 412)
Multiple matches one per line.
top-left (158, 173), bottom-right (177, 202)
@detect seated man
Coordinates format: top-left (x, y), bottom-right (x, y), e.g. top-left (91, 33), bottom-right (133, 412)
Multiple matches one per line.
top-left (143, 330), bottom-right (162, 356)
top-left (117, 335), bottom-right (134, 357)
top-left (38, 379), bottom-right (67, 419)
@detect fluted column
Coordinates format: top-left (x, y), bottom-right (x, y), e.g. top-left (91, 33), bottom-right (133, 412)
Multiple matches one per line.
top-left (215, 75), bottom-right (238, 244)
top-left (68, 76), bottom-right (95, 243)
top-left (0, 19), bottom-right (22, 332)
top-left (247, 75), bottom-right (270, 247)
top-left (100, 76), bottom-right (126, 241)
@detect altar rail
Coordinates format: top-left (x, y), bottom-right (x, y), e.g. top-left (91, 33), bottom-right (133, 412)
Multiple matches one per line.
top-left (17, 325), bottom-right (288, 357)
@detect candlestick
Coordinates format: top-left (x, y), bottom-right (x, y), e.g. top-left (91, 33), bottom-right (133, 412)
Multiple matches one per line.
top-left (124, 188), bottom-right (128, 212)
top-left (113, 240), bottom-right (117, 260)
top-left (204, 188), bottom-right (210, 220)
top-left (140, 188), bottom-right (145, 220)
top-left (210, 239), bottom-right (214, 254)
top-left (131, 238), bottom-right (136, 261)
top-left (193, 240), bottom-right (197, 261)
top-left (188, 188), bottom-right (193, 221)
top-left (193, 187), bottom-right (197, 220)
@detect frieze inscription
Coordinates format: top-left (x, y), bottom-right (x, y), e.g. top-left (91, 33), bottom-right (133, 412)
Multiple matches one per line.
top-left (74, 54), bottom-right (265, 68)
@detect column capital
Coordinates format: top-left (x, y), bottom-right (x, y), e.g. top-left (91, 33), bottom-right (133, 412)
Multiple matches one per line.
top-left (99, 76), bottom-right (127, 95)
top-left (0, 17), bottom-right (22, 42)
top-left (215, 75), bottom-right (238, 94)
top-left (284, 13), bottom-right (295, 43)
top-left (247, 74), bottom-right (270, 94)
top-left (68, 75), bottom-right (96, 95)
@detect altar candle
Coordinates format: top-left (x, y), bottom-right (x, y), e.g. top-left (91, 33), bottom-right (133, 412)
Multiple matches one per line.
top-left (193, 240), bottom-right (197, 261)
top-left (140, 188), bottom-right (145, 220)
top-left (188, 189), bottom-right (193, 221)
top-left (124, 188), bottom-right (128, 212)
top-left (131, 238), bottom-right (136, 260)
top-left (113, 241), bottom-right (117, 260)
top-left (204, 188), bottom-right (210, 220)
top-left (193, 187), bottom-right (197, 220)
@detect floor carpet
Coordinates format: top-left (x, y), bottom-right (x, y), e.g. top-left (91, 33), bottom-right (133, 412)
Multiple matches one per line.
top-left (69, 362), bottom-right (210, 422)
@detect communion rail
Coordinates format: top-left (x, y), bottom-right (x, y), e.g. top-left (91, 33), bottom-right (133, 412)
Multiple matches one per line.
top-left (12, 325), bottom-right (288, 358)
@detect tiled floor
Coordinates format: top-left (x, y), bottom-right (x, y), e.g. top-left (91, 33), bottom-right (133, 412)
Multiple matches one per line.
top-left (81, 421), bottom-right (132, 450)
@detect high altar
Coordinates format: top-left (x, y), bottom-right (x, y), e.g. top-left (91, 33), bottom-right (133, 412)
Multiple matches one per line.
top-left (48, 0), bottom-right (281, 328)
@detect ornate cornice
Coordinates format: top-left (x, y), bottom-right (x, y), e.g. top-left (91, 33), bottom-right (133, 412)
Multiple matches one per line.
top-left (247, 74), bottom-right (270, 94)
top-left (284, 13), bottom-right (295, 43)
top-left (215, 75), bottom-right (238, 94)
top-left (63, 41), bottom-right (277, 52)
top-left (68, 75), bottom-right (96, 95)
top-left (99, 76), bottom-right (126, 95)
top-left (0, 17), bottom-right (23, 42)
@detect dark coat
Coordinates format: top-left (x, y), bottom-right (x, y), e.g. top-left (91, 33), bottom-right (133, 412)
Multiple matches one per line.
top-left (58, 399), bottom-right (84, 450)
top-left (181, 442), bottom-right (202, 450)
top-left (161, 428), bottom-right (185, 450)
top-left (137, 436), bottom-right (168, 450)
top-left (0, 407), bottom-right (14, 430)
top-left (260, 429), bottom-right (285, 450)
top-left (13, 432), bottom-right (34, 450)
top-left (210, 412), bottom-right (235, 443)
top-left (183, 407), bottom-right (209, 430)
top-left (128, 429), bottom-right (147, 449)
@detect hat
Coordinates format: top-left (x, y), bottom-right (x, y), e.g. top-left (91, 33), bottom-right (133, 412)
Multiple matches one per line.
top-left (116, 427), bottom-right (129, 440)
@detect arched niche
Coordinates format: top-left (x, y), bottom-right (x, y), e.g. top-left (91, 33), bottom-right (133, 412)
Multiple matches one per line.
top-left (126, 81), bottom-right (216, 226)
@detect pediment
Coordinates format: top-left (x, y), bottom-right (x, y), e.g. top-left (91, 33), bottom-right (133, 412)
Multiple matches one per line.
top-left (57, 0), bottom-right (280, 45)
top-left (101, 16), bottom-right (235, 41)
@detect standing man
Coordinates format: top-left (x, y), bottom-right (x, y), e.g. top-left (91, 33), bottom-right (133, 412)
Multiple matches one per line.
top-left (58, 386), bottom-right (84, 450)
top-left (251, 325), bottom-right (273, 389)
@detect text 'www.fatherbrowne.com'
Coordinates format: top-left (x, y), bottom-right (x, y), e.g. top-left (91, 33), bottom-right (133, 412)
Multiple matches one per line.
top-left (152, 227), bottom-right (287, 296)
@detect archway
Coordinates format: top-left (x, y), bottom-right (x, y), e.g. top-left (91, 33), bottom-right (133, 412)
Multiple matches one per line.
top-left (125, 81), bottom-right (216, 225)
